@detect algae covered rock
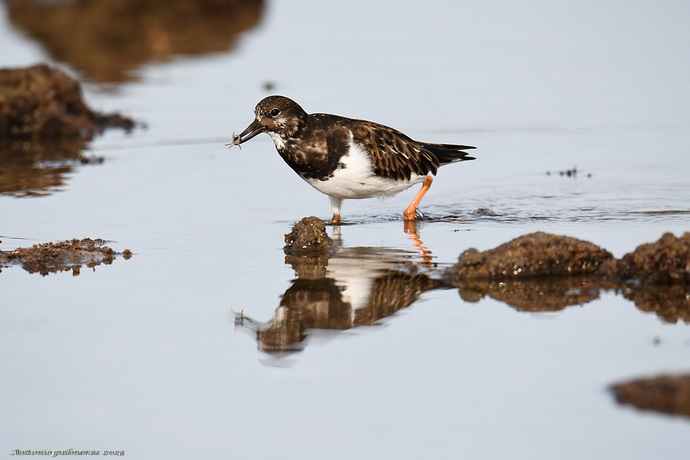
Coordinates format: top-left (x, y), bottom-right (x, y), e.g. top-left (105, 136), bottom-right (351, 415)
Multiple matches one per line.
top-left (284, 216), bottom-right (334, 256)
top-left (448, 232), bottom-right (613, 281)
top-left (0, 64), bottom-right (134, 138)
top-left (0, 238), bottom-right (132, 276)
top-left (614, 232), bottom-right (690, 284)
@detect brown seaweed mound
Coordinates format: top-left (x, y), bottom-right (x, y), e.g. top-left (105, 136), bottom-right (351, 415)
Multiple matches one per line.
top-left (614, 232), bottom-right (690, 284)
top-left (284, 217), bottom-right (334, 256)
top-left (0, 238), bottom-right (132, 276)
top-left (444, 231), bottom-right (690, 319)
top-left (283, 217), bottom-right (336, 280)
top-left (449, 232), bottom-right (613, 280)
top-left (447, 231), bottom-right (690, 285)
top-left (0, 64), bottom-right (135, 138)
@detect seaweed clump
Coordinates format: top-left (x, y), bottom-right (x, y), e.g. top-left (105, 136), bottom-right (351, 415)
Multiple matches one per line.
top-left (0, 238), bottom-right (132, 276)
top-left (612, 232), bottom-right (690, 284)
top-left (0, 64), bottom-right (135, 138)
top-left (448, 232), bottom-right (613, 281)
top-left (283, 216), bottom-right (336, 279)
top-left (444, 232), bottom-right (690, 318)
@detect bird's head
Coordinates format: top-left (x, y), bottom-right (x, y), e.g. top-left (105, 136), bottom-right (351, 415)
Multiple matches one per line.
top-left (231, 96), bottom-right (308, 147)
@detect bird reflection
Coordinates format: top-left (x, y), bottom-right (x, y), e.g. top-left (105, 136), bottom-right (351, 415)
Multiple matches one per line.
top-left (236, 227), bottom-right (446, 354)
top-left (404, 220), bottom-right (433, 265)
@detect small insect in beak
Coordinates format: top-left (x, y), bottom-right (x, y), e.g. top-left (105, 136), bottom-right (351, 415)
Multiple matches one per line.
top-left (226, 133), bottom-right (242, 149)
top-left (227, 118), bottom-right (264, 149)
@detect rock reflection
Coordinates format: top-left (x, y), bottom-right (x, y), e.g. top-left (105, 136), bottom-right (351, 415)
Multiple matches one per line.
top-left (0, 138), bottom-right (93, 197)
top-left (455, 277), bottom-right (690, 321)
top-left (456, 277), bottom-right (604, 312)
top-left (611, 374), bottom-right (690, 420)
top-left (622, 285), bottom-right (690, 324)
top-left (3, 0), bottom-right (265, 83)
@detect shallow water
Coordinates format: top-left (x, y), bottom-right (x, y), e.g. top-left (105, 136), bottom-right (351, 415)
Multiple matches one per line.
top-left (1, 1), bottom-right (690, 459)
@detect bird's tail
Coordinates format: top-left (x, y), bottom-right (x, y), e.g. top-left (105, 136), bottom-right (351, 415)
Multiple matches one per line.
top-left (421, 143), bottom-right (476, 165)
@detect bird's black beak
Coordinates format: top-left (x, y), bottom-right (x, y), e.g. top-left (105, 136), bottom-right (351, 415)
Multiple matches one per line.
top-left (230, 118), bottom-right (264, 147)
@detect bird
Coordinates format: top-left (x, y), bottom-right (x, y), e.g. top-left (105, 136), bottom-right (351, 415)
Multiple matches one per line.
top-left (230, 96), bottom-right (475, 223)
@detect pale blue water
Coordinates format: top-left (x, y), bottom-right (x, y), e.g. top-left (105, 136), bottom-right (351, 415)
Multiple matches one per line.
top-left (1, 1), bottom-right (689, 459)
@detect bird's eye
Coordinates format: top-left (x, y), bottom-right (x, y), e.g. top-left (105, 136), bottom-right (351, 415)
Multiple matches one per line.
top-left (270, 108), bottom-right (280, 117)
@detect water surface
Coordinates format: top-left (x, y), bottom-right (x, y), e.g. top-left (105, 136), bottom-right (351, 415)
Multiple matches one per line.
top-left (1, 1), bottom-right (689, 459)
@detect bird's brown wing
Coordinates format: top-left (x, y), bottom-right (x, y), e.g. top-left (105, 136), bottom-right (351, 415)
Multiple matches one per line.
top-left (349, 121), bottom-right (441, 181)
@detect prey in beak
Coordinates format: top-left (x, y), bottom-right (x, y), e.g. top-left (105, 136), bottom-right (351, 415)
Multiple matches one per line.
top-left (228, 118), bottom-right (264, 148)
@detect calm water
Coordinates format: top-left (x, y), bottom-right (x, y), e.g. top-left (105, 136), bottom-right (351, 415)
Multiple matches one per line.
top-left (1, 1), bottom-right (689, 459)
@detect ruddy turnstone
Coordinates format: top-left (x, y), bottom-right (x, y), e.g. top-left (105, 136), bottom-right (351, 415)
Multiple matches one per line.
top-left (230, 96), bottom-right (475, 223)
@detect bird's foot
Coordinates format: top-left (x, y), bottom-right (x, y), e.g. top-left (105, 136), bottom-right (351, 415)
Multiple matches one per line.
top-left (403, 207), bottom-right (427, 221)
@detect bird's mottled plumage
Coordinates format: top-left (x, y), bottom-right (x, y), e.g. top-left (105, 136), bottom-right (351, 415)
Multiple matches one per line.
top-left (231, 96), bottom-right (475, 223)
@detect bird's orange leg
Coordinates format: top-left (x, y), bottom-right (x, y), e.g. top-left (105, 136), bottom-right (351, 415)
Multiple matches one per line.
top-left (330, 197), bottom-right (342, 224)
top-left (403, 176), bottom-right (433, 221)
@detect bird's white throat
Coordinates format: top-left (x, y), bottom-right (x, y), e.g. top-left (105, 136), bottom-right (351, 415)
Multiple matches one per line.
top-left (267, 131), bottom-right (286, 150)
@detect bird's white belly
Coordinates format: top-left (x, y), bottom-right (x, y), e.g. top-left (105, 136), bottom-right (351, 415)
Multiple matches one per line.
top-left (304, 141), bottom-right (424, 199)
